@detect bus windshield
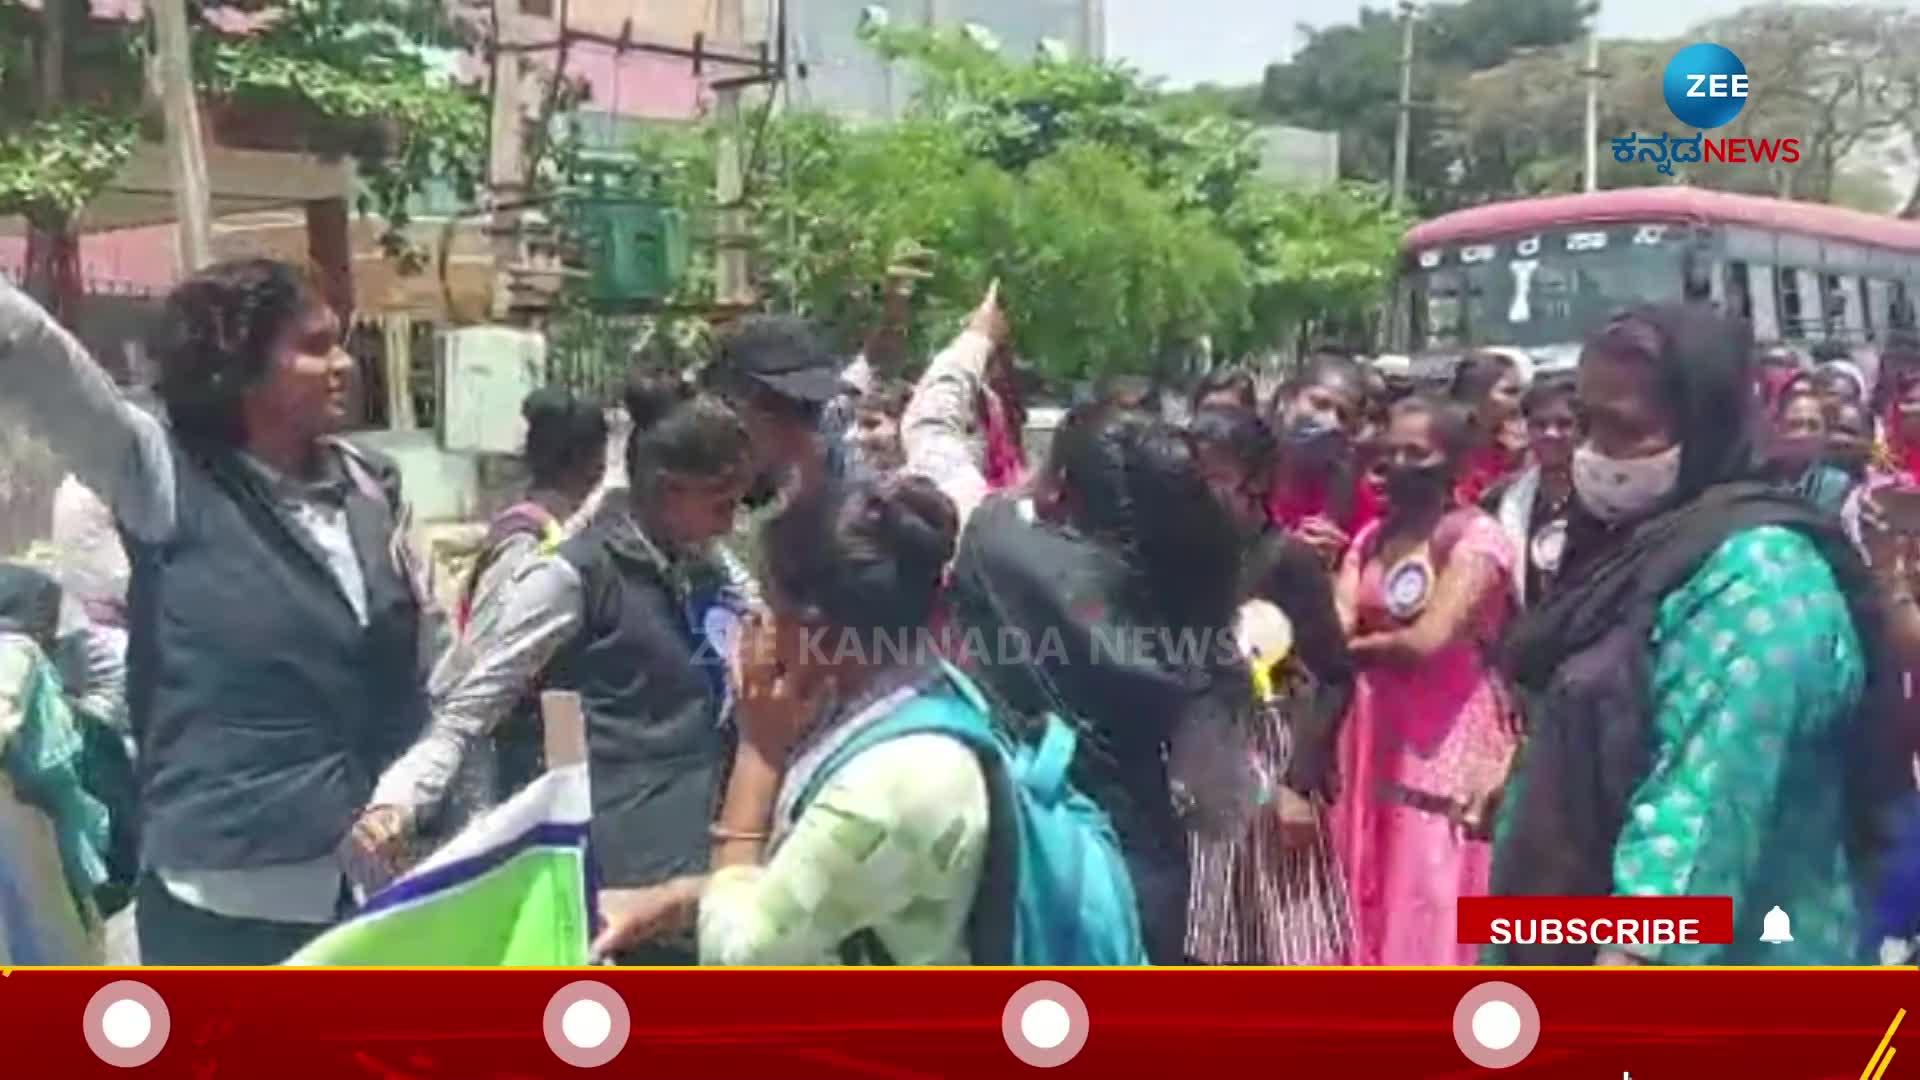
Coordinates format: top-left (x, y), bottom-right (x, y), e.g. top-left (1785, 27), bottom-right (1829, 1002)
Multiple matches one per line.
top-left (1401, 223), bottom-right (1688, 351)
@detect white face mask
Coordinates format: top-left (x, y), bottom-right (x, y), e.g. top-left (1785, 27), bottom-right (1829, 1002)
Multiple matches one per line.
top-left (1572, 444), bottom-right (1681, 523)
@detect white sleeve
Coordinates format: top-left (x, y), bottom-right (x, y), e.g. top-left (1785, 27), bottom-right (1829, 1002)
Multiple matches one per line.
top-left (902, 331), bottom-right (994, 525)
top-left (0, 281), bottom-right (176, 542)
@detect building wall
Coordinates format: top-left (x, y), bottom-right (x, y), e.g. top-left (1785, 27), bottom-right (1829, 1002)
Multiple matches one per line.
top-left (786, 0), bottom-right (1103, 121)
top-left (1253, 125), bottom-right (1341, 190)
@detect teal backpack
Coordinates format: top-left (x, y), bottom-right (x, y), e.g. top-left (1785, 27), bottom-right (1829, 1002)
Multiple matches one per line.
top-left (792, 662), bottom-right (1148, 966)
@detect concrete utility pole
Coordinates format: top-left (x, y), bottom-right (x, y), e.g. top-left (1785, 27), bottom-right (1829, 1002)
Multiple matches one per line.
top-left (486, 0), bottom-right (528, 320)
top-left (1582, 32), bottom-right (1603, 194)
top-left (1391, 1), bottom-right (1417, 208)
top-left (1081, 0), bottom-right (1105, 61)
top-left (153, 0), bottom-right (212, 272)
top-left (713, 0), bottom-right (753, 308)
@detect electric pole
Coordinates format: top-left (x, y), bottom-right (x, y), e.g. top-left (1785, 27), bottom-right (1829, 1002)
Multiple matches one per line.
top-left (1391, 1), bottom-right (1417, 208)
top-left (153, 0), bottom-right (212, 272)
top-left (1582, 32), bottom-right (1602, 193)
top-left (713, 0), bottom-right (752, 308)
top-left (486, 0), bottom-right (527, 320)
top-left (1081, 0), bottom-right (1105, 60)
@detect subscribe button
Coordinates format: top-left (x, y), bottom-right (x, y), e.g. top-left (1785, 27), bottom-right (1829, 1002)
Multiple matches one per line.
top-left (1458, 897), bottom-right (1735, 947)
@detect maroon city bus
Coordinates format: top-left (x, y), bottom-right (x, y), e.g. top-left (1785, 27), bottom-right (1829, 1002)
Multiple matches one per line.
top-left (1389, 187), bottom-right (1920, 376)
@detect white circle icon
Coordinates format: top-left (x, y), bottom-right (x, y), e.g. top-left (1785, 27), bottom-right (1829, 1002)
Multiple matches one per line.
top-left (1020, 999), bottom-right (1072, 1050)
top-left (101, 999), bottom-right (153, 1049)
top-left (1001, 981), bottom-right (1090, 1067)
top-left (83, 980), bottom-right (171, 1067)
top-left (542, 981), bottom-right (630, 1067)
top-left (1470, 1000), bottom-right (1522, 1051)
top-left (561, 999), bottom-right (612, 1050)
top-left (1452, 981), bottom-right (1540, 1069)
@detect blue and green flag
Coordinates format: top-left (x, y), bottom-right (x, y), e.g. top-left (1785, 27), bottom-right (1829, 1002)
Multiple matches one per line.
top-left (286, 764), bottom-right (594, 967)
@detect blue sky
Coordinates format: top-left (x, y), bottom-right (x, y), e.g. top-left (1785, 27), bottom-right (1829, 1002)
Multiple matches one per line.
top-left (1105, 1), bottom-right (1881, 88)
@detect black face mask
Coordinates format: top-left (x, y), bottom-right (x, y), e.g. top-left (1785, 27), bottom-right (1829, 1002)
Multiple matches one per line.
top-left (1285, 416), bottom-right (1348, 464)
top-left (1384, 462), bottom-right (1451, 509)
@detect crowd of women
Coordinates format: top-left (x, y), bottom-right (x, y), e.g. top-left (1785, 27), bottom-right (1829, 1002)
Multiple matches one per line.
top-left (568, 285), bottom-right (1920, 968)
top-left (11, 259), bottom-right (1920, 967)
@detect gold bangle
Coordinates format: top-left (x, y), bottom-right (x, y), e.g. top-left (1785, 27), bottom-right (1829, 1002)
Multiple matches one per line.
top-left (709, 824), bottom-right (769, 843)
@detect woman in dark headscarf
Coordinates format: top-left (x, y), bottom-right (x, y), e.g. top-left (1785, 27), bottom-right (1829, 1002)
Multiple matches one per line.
top-left (1488, 304), bottom-right (1907, 966)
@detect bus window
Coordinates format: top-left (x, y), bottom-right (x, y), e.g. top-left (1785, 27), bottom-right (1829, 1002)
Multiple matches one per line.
top-left (1683, 249), bottom-right (1714, 302)
top-left (1831, 275), bottom-right (1866, 340)
top-left (1778, 269), bottom-right (1805, 335)
top-left (1424, 269), bottom-right (1470, 346)
top-left (1894, 282), bottom-right (1917, 332)
top-left (1748, 264), bottom-right (1781, 341)
top-left (1727, 260), bottom-right (1753, 319)
top-left (1822, 274), bottom-right (1847, 337)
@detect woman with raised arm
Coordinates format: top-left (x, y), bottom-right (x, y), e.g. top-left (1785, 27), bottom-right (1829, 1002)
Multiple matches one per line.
top-left (0, 264), bottom-right (433, 965)
top-left (903, 291), bottom-right (1253, 963)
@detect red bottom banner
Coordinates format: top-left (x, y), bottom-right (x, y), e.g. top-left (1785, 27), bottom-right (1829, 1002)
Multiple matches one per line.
top-left (6, 967), bottom-right (1918, 1076)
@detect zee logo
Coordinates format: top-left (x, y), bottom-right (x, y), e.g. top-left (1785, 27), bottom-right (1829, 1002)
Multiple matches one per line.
top-left (1686, 73), bottom-right (1749, 99)
top-left (1663, 43), bottom-right (1748, 130)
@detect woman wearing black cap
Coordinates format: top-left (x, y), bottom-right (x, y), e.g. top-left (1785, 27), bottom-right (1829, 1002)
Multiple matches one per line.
top-left (1488, 304), bottom-right (1907, 966)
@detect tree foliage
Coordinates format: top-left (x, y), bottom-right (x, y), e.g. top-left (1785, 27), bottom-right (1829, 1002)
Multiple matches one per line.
top-left (1263, 0), bottom-right (1920, 215)
top-left (0, 0), bottom-right (484, 248)
top-left (1448, 4), bottom-right (1920, 208)
top-left (637, 28), bottom-right (1405, 377)
top-left (1257, 0), bottom-right (1593, 212)
top-left (195, 0), bottom-right (487, 247)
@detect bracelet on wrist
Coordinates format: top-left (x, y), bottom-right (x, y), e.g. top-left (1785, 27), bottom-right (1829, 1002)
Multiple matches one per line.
top-left (709, 824), bottom-right (769, 843)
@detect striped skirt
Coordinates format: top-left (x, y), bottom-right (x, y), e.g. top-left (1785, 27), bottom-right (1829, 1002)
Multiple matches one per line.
top-left (1185, 698), bottom-right (1353, 966)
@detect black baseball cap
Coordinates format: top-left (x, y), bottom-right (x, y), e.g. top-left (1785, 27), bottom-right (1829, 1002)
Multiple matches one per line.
top-left (711, 314), bottom-right (846, 405)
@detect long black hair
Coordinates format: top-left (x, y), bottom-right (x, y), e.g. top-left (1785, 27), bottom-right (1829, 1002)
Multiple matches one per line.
top-left (1045, 404), bottom-right (1241, 638)
top-left (764, 475), bottom-right (957, 638)
top-left (522, 387), bottom-right (609, 490)
top-left (1270, 353), bottom-right (1362, 421)
top-left (1190, 367), bottom-right (1259, 413)
top-left (1187, 405), bottom-right (1276, 479)
top-left (1449, 350), bottom-right (1518, 409)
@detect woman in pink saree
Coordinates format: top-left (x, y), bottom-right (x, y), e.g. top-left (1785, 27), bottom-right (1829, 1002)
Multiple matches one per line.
top-left (1332, 395), bottom-right (1518, 966)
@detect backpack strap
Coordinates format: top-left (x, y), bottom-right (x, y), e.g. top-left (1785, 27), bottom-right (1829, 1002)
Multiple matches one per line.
top-left (791, 667), bottom-right (999, 813)
top-left (790, 663), bottom-right (1018, 966)
top-left (488, 501), bottom-right (562, 547)
top-left (1023, 709), bottom-right (1078, 804)
top-left (458, 502), bottom-right (562, 630)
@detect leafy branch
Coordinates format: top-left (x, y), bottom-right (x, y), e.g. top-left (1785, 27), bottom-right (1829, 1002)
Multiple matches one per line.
top-left (0, 109), bottom-right (139, 226)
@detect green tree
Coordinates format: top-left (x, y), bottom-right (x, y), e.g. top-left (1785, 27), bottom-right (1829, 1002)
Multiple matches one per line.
top-left (0, 0), bottom-right (484, 315)
top-left (1258, 0), bottom-right (1592, 212)
top-left (1451, 4), bottom-right (1917, 204)
top-left (733, 28), bottom-right (1402, 373)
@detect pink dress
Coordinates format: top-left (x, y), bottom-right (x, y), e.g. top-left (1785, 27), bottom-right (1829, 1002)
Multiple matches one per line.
top-left (1332, 511), bottom-right (1517, 966)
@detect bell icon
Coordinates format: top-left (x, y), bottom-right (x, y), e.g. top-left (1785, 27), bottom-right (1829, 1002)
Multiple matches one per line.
top-left (1759, 906), bottom-right (1794, 944)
